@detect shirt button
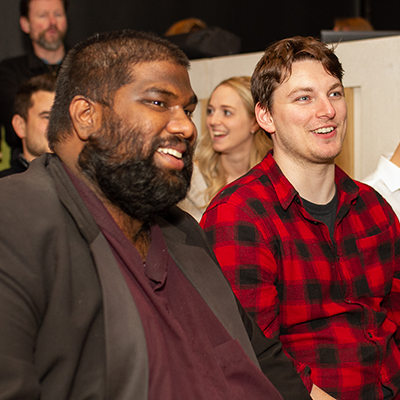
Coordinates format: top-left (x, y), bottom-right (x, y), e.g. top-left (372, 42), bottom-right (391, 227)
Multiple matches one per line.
top-left (368, 332), bottom-right (373, 338)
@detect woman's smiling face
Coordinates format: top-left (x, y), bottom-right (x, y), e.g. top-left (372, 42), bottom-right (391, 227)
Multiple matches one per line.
top-left (206, 84), bottom-right (257, 155)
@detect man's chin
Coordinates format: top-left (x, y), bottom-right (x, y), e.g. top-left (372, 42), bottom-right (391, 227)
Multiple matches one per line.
top-left (37, 33), bottom-right (64, 52)
top-left (41, 41), bottom-right (63, 52)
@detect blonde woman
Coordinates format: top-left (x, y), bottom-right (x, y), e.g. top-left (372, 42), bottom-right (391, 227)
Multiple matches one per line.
top-left (180, 76), bottom-right (272, 221)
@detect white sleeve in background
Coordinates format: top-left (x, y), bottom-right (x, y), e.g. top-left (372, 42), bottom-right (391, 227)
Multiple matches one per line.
top-left (362, 153), bottom-right (400, 220)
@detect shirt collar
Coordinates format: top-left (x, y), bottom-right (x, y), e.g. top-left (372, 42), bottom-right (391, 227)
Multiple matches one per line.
top-left (263, 151), bottom-right (359, 211)
top-left (18, 152), bottom-right (30, 169)
top-left (261, 151), bottom-right (298, 211)
top-left (26, 44), bottom-right (65, 70)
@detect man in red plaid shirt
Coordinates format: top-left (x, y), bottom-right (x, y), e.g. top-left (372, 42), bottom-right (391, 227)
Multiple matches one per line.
top-left (201, 36), bottom-right (400, 400)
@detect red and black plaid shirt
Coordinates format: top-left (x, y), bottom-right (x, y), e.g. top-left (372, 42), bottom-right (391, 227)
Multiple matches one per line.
top-left (201, 151), bottom-right (400, 400)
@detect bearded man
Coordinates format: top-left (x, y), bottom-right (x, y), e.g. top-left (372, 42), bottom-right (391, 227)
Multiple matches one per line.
top-left (0, 30), bottom-right (311, 400)
top-left (0, 0), bottom-right (68, 165)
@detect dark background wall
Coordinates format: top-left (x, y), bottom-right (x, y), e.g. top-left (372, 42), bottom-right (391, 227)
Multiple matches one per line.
top-left (1, 0), bottom-right (400, 61)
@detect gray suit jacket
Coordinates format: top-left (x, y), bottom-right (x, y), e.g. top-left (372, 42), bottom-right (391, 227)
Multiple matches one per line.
top-left (0, 154), bottom-right (310, 400)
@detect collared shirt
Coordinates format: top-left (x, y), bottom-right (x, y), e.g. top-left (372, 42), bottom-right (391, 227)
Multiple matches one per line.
top-left (66, 165), bottom-right (283, 400)
top-left (201, 150), bottom-right (400, 400)
top-left (363, 153), bottom-right (400, 220)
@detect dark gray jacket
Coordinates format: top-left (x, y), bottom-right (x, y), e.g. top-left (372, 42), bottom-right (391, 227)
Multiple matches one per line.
top-left (0, 154), bottom-right (311, 400)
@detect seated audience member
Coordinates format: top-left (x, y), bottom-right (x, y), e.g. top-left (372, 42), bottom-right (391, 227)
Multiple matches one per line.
top-left (0, 30), bottom-right (312, 400)
top-left (0, 74), bottom-right (55, 178)
top-left (362, 142), bottom-right (400, 219)
top-left (180, 76), bottom-right (271, 221)
top-left (201, 36), bottom-right (400, 400)
top-left (0, 0), bottom-right (68, 164)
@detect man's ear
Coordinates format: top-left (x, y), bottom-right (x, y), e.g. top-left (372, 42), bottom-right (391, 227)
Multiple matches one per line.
top-left (12, 114), bottom-right (27, 139)
top-left (69, 96), bottom-right (102, 141)
top-left (19, 16), bottom-right (31, 34)
top-left (255, 103), bottom-right (275, 135)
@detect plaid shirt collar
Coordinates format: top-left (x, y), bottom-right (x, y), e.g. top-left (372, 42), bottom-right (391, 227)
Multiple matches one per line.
top-left (261, 150), bottom-right (359, 218)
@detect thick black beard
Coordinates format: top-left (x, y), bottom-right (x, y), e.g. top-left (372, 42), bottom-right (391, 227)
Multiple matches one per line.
top-left (78, 112), bottom-right (193, 225)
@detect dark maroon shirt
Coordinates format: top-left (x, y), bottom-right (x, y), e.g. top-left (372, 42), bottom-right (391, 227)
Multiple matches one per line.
top-left (66, 167), bottom-right (282, 400)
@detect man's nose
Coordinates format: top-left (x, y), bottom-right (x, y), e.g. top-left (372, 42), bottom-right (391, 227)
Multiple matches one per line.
top-left (316, 97), bottom-right (336, 119)
top-left (167, 108), bottom-right (197, 143)
top-left (48, 13), bottom-right (57, 26)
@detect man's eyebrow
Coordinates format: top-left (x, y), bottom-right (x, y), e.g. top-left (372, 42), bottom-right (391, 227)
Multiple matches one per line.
top-left (144, 87), bottom-right (198, 104)
top-left (329, 82), bottom-right (344, 91)
top-left (288, 82), bottom-right (343, 97)
top-left (143, 87), bottom-right (177, 99)
top-left (288, 87), bottom-right (314, 97)
top-left (143, 87), bottom-right (198, 106)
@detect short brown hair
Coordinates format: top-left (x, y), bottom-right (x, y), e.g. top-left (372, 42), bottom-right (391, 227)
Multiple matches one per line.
top-left (47, 30), bottom-right (190, 149)
top-left (14, 73), bottom-right (56, 121)
top-left (251, 36), bottom-right (344, 113)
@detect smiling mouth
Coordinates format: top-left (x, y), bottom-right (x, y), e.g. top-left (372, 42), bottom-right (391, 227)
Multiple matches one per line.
top-left (312, 127), bottom-right (334, 134)
top-left (157, 148), bottom-right (183, 159)
top-left (213, 131), bottom-right (227, 137)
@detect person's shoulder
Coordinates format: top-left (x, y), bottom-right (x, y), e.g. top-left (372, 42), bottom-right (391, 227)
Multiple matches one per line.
top-left (0, 54), bottom-right (29, 68)
top-left (0, 155), bottom-right (87, 263)
top-left (0, 54), bottom-right (32, 82)
top-left (0, 167), bottom-right (16, 178)
top-left (350, 177), bottom-right (399, 224)
top-left (210, 161), bottom-right (273, 209)
top-left (159, 205), bottom-right (204, 237)
top-left (354, 177), bottom-right (384, 197)
top-left (0, 166), bottom-right (24, 178)
top-left (158, 205), bottom-right (217, 254)
top-left (335, 166), bottom-right (382, 200)
top-left (0, 156), bottom-right (28, 178)
top-left (0, 155), bottom-right (57, 208)
top-left (361, 168), bottom-right (378, 184)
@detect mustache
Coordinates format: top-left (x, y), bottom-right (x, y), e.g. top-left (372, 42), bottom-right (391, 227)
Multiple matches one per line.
top-left (46, 24), bottom-right (60, 32)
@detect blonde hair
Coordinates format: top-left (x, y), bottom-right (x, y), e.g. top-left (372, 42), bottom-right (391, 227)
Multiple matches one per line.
top-left (197, 76), bottom-right (272, 206)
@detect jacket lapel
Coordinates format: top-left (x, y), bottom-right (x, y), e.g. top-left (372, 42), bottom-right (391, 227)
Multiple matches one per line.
top-left (159, 216), bottom-right (259, 367)
top-left (91, 234), bottom-right (148, 400)
top-left (49, 155), bottom-right (149, 400)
